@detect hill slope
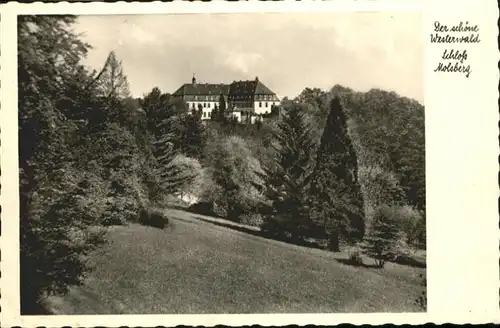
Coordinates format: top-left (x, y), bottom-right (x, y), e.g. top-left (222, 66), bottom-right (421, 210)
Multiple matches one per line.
top-left (46, 210), bottom-right (425, 314)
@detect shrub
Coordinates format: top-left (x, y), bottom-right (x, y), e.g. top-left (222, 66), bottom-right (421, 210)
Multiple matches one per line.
top-left (101, 175), bottom-right (148, 226)
top-left (139, 207), bottom-right (170, 229)
top-left (102, 195), bottom-right (140, 226)
top-left (358, 165), bottom-right (405, 222)
top-left (239, 213), bottom-right (264, 227)
top-left (346, 245), bottom-right (364, 265)
top-left (396, 205), bottom-right (426, 249)
top-left (188, 201), bottom-right (216, 216)
top-left (260, 216), bottom-right (284, 238)
top-left (361, 204), bottom-right (402, 268)
top-left (260, 214), bottom-right (294, 240)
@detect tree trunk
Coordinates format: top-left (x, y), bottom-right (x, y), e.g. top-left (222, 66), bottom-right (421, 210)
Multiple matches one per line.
top-left (328, 230), bottom-right (340, 252)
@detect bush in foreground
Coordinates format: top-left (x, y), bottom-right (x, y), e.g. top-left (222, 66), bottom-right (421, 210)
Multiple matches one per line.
top-left (239, 213), bottom-right (264, 227)
top-left (396, 205), bottom-right (426, 249)
top-left (346, 244), bottom-right (364, 265)
top-left (188, 201), bottom-right (216, 216)
top-left (361, 205), bottom-right (404, 268)
top-left (139, 207), bottom-right (170, 229)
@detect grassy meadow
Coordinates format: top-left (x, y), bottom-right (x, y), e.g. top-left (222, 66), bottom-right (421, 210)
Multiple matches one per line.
top-left (45, 209), bottom-right (425, 314)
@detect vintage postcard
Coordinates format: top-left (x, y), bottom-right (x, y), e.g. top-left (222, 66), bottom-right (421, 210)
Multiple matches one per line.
top-left (0, 0), bottom-right (498, 326)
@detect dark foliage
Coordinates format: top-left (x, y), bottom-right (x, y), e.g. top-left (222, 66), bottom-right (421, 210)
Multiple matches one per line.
top-left (18, 15), bottom-right (155, 313)
top-left (142, 87), bottom-right (195, 196)
top-left (138, 207), bottom-right (170, 229)
top-left (188, 201), bottom-right (217, 217)
top-left (258, 104), bottom-right (316, 242)
top-left (216, 93), bottom-right (227, 122)
top-left (309, 97), bottom-right (365, 251)
top-left (18, 15), bottom-right (109, 312)
top-left (295, 86), bottom-right (425, 215)
top-left (178, 109), bottom-right (206, 159)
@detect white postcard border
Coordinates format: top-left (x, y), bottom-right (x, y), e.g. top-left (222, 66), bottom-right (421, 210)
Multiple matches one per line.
top-left (1, 0), bottom-right (499, 326)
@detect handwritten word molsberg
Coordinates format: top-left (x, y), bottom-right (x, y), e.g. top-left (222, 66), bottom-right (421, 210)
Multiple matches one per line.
top-left (434, 49), bottom-right (471, 78)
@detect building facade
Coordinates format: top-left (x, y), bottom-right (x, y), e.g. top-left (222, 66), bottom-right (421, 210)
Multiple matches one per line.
top-left (172, 75), bottom-right (280, 121)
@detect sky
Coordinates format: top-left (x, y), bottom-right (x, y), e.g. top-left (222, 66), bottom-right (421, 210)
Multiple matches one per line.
top-left (74, 13), bottom-right (423, 102)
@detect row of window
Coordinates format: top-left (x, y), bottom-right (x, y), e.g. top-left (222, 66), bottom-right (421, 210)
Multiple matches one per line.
top-left (252, 95), bottom-right (277, 101)
top-left (191, 102), bottom-right (214, 109)
top-left (188, 95), bottom-right (275, 101)
top-left (230, 95), bottom-right (275, 101)
top-left (196, 110), bottom-right (269, 120)
top-left (190, 101), bottom-right (273, 109)
top-left (193, 96), bottom-right (217, 101)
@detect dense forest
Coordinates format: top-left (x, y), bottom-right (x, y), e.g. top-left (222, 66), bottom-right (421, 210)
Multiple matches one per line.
top-left (18, 15), bottom-right (425, 313)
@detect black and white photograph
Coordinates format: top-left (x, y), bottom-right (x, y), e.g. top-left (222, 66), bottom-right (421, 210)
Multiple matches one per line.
top-left (16, 12), bottom-right (427, 315)
top-left (0, 0), bottom-right (500, 327)
top-left (2, 1), bottom-right (499, 325)
top-left (12, 13), bottom-right (426, 315)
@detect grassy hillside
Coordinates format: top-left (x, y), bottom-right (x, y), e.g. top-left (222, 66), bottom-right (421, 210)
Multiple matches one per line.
top-left (46, 210), bottom-right (425, 314)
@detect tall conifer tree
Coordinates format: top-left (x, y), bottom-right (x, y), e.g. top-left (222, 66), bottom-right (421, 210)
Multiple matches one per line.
top-left (309, 96), bottom-right (365, 251)
top-left (178, 109), bottom-right (206, 159)
top-left (217, 93), bottom-right (227, 122)
top-left (152, 116), bottom-right (195, 195)
top-left (259, 104), bottom-right (315, 241)
top-left (142, 88), bottom-right (195, 196)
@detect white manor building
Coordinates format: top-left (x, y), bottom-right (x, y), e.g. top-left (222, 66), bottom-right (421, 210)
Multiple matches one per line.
top-left (172, 75), bottom-right (280, 122)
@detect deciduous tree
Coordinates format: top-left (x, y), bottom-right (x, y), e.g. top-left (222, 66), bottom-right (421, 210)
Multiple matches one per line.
top-left (204, 136), bottom-right (265, 220)
top-left (18, 15), bottom-right (105, 313)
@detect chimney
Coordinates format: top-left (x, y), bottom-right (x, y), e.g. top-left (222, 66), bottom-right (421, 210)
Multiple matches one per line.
top-left (255, 76), bottom-right (259, 81)
top-left (192, 73), bottom-right (197, 85)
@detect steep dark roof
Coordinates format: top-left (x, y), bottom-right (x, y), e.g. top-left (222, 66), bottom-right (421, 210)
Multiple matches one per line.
top-left (228, 81), bottom-right (256, 99)
top-left (254, 80), bottom-right (276, 95)
top-left (228, 80), bottom-right (276, 99)
top-left (173, 83), bottom-right (230, 96)
top-left (173, 79), bottom-right (277, 99)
